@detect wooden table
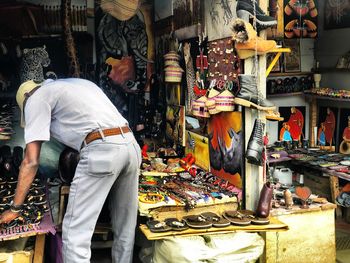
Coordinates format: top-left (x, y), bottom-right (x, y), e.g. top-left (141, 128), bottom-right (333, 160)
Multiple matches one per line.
top-left (0, 232), bottom-right (45, 263)
top-left (261, 203), bottom-right (336, 263)
top-left (0, 213), bottom-right (55, 263)
top-left (140, 216), bottom-right (288, 240)
top-left (290, 158), bottom-right (350, 218)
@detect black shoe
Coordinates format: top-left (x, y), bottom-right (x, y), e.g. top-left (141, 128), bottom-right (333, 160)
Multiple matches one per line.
top-left (236, 0), bottom-right (277, 27)
top-left (246, 119), bottom-right (265, 166)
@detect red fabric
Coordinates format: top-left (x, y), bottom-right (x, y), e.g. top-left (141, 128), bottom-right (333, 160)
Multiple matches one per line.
top-left (343, 127), bottom-right (350, 140)
top-left (287, 108), bottom-right (304, 140)
top-left (324, 111), bottom-right (335, 143)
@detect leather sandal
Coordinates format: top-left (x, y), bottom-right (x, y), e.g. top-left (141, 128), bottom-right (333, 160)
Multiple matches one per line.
top-left (165, 218), bottom-right (189, 231)
top-left (146, 220), bottom-right (172, 233)
top-left (223, 210), bottom-right (252, 226)
top-left (200, 212), bottom-right (230, 228)
top-left (232, 209), bottom-right (270, 225)
top-left (183, 214), bottom-right (212, 229)
top-left (251, 217), bottom-right (270, 225)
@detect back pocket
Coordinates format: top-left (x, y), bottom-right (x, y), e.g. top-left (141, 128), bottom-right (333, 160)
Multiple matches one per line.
top-left (87, 144), bottom-right (118, 177)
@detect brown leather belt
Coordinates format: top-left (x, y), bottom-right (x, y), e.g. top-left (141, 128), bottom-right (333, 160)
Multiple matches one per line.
top-left (84, 126), bottom-right (131, 145)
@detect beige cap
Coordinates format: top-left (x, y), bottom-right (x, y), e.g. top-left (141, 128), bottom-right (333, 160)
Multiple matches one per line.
top-left (16, 80), bottom-right (42, 127)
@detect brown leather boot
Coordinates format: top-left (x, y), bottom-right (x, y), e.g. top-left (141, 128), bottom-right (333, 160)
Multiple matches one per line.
top-left (256, 182), bottom-right (273, 218)
top-left (231, 18), bottom-right (277, 59)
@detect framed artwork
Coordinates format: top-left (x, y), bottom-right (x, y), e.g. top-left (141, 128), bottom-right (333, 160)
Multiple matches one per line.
top-left (185, 131), bottom-right (210, 171)
top-left (338, 108), bottom-right (350, 154)
top-left (324, 0), bottom-right (350, 30)
top-left (317, 107), bottom-right (337, 147)
top-left (278, 106), bottom-right (306, 143)
top-left (204, 0), bottom-right (236, 41)
top-left (208, 111), bottom-right (243, 190)
top-left (283, 0), bottom-right (318, 38)
top-left (283, 39), bottom-right (301, 73)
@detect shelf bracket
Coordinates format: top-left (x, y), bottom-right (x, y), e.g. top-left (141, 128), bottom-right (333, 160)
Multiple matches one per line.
top-left (266, 48), bottom-right (291, 77)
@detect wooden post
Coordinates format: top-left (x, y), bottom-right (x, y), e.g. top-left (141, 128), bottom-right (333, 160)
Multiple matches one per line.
top-left (309, 97), bottom-right (317, 147)
top-left (58, 185), bottom-right (70, 224)
top-left (329, 175), bottom-right (342, 218)
top-left (33, 234), bottom-right (46, 263)
top-left (244, 1), bottom-right (268, 210)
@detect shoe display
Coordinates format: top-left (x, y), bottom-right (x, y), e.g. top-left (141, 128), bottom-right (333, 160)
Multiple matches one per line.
top-left (246, 118), bottom-right (265, 166)
top-left (236, 0), bottom-right (277, 28)
top-left (231, 18), bottom-right (277, 59)
top-left (235, 74), bottom-right (276, 111)
top-left (0, 145), bottom-right (48, 232)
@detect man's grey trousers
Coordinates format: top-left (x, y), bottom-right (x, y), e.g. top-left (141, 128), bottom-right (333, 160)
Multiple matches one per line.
top-left (62, 132), bottom-right (141, 263)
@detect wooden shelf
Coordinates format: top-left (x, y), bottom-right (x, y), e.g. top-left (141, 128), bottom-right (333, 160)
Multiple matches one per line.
top-left (267, 92), bottom-right (304, 98)
top-left (315, 68), bottom-right (350, 73)
top-left (304, 93), bottom-right (350, 102)
top-left (268, 72), bottom-right (312, 77)
top-left (140, 216), bottom-right (288, 240)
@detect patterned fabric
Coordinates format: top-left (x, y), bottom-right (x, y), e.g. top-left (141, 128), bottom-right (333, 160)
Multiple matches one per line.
top-left (183, 42), bottom-right (196, 113)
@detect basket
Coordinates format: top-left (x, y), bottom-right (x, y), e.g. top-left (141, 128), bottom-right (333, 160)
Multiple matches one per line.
top-left (215, 90), bottom-right (235, 112)
top-left (205, 89), bottom-right (221, 115)
top-left (164, 51), bottom-right (181, 66)
top-left (164, 65), bottom-right (183, 83)
top-left (101, 0), bottom-right (139, 21)
top-left (192, 96), bottom-right (210, 118)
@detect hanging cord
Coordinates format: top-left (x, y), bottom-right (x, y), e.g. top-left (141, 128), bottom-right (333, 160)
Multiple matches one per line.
top-left (299, 1), bottom-right (302, 33)
top-left (252, 0), bottom-right (261, 120)
top-left (253, 0), bottom-right (269, 185)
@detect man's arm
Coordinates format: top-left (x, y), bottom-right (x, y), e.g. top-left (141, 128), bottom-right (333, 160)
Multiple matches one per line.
top-left (0, 141), bottom-right (42, 224)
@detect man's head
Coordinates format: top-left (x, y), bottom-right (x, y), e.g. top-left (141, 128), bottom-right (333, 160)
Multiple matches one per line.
top-left (16, 80), bottom-right (42, 128)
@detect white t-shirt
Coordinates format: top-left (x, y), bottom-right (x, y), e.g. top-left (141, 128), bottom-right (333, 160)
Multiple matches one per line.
top-left (24, 78), bottom-right (128, 150)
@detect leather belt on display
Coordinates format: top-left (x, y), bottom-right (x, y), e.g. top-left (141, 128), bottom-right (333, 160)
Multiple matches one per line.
top-left (84, 126), bottom-right (131, 145)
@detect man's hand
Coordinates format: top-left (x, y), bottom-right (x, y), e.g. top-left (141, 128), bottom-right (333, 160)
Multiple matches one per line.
top-left (0, 210), bottom-right (20, 224)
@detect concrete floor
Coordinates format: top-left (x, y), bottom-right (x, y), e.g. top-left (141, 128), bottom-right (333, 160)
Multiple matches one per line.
top-left (91, 247), bottom-right (143, 263)
top-left (336, 219), bottom-right (350, 263)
